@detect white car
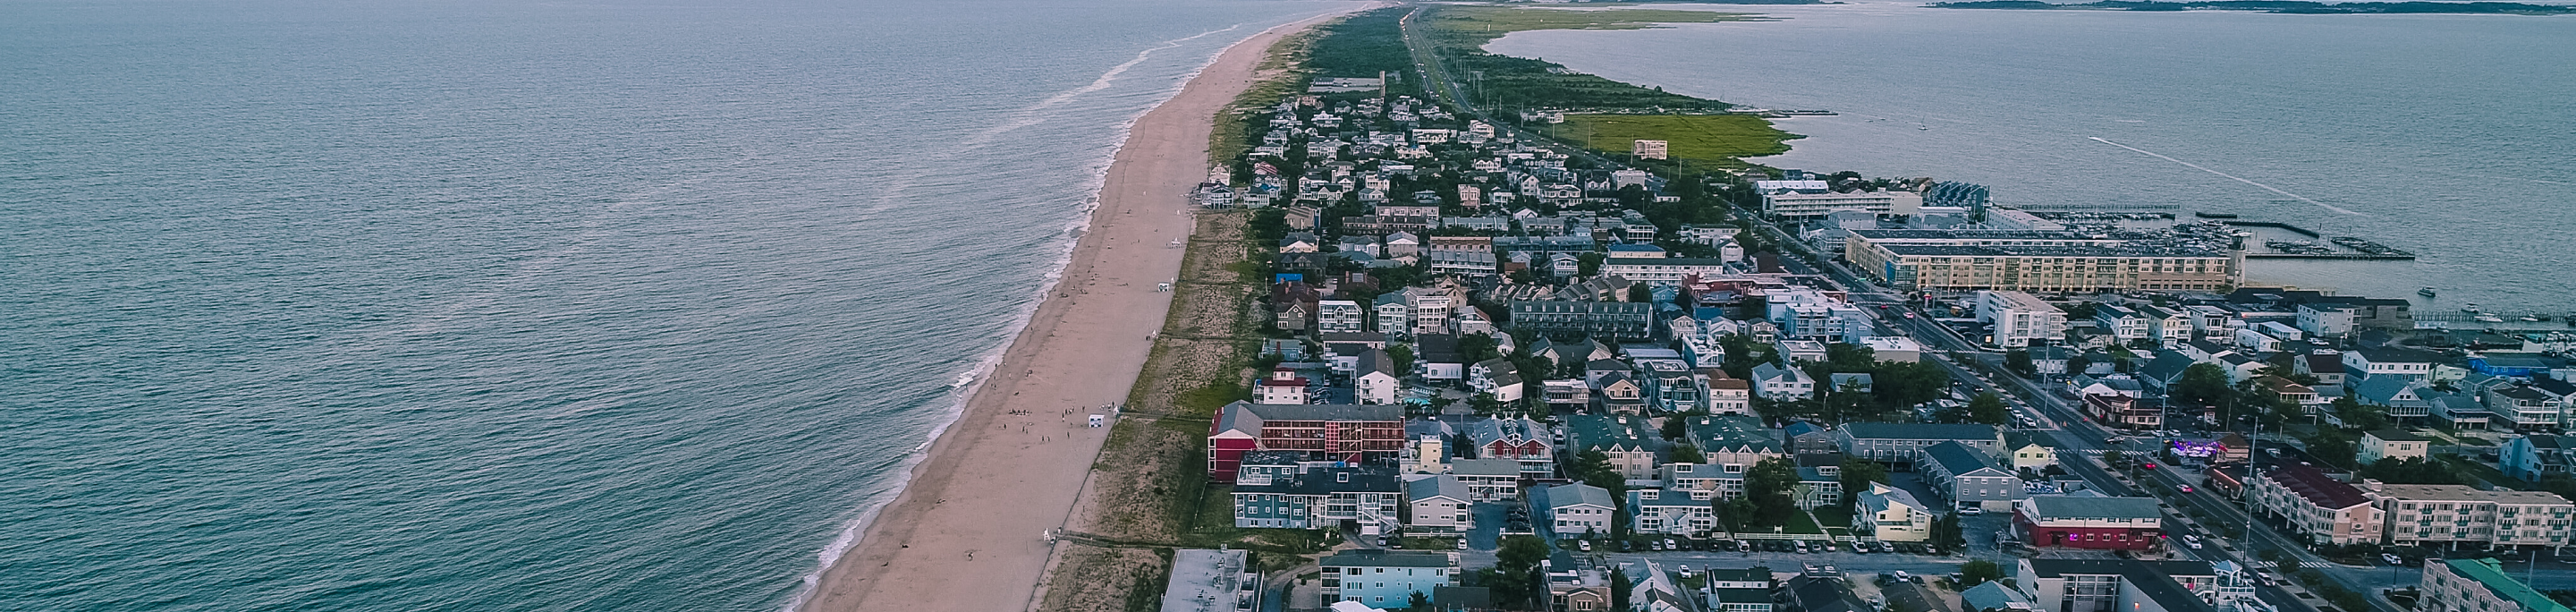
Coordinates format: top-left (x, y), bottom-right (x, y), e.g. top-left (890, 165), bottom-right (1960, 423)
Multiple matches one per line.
top-left (2182, 535), bottom-right (2203, 549)
top-left (2384, 553), bottom-right (2404, 566)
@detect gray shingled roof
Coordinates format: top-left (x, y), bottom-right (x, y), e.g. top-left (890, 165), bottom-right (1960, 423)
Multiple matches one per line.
top-left (1922, 440), bottom-right (2002, 475)
top-left (2027, 495), bottom-right (2162, 520)
top-left (1546, 483), bottom-right (1614, 510)
top-left (1842, 422), bottom-right (1997, 441)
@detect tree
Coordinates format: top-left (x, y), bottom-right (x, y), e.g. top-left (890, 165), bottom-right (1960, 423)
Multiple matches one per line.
top-left (1959, 559), bottom-right (2005, 588)
top-left (1578, 252), bottom-right (1605, 277)
top-left (2102, 450), bottom-right (2127, 469)
top-left (2067, 353), bottom-right (2094, 376)
top-left (1931, 513), bottom-right (1967, 550)
top-left (1612, 567), bottom-right (1633, 612)
top-left (2333, 395), bottom-right (2391, 431)
top-left (1627, 284), bottom-right (1654, 304)
top-left (1670, 445), bottom-right (1706, 464)
top-left (2357, 457), bottom-right (2467, 485)
top-left (1387, 344), bottom-right (1417, 376)
top-left (1839, 461), bottom-right (1889, 511)
top-left (2305, 430), bottom-right (2360, 468)
top-left (2005, 350), bottom-right (2036, 377)
top-left (1871, 361), bottom-right (1951, 410)
top-left (2174, 363), bottom-right (2233, 407)
top-left (1470, 392), bottom-right (1504, 415)
top-left (1744, 457), bottom-right (1801, 521)
top-left (1966, 392), bottom-right (2012, 425)
top-left (1488, 535), bottom-right (1552, 608)
top-left (1408, 591), bottom-right (1432, 612)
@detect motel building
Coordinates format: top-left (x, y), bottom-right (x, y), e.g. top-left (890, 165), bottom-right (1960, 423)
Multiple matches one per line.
top-left (2014, 495), bottom-right (2166, 550)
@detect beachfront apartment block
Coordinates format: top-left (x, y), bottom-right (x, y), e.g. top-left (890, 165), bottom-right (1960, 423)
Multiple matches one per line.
top-left (1975, 290), bottom-right (2067, 348)
top-left (2364, 482), bottom-right (2576, 548)
top-left (2245, 463), bottom-right (2383, 545)
top-left (2424, 557), bottom-right (2576, 612)
top-left (1602, 258), bottom-right (1733, 285)
top-left (1232, 465), bottom-right (1402, 531)
top-left (1322, 550), bottom-right (1459, 609)
top-left (1207, 402), bottom-right (1404, 482)
top-left (1843, 229), bottom-right (2241, 293)
top-left (1835, 422), bottom-right (2004, 466)
top-left (1756, 183), bottom-right (1922, 219)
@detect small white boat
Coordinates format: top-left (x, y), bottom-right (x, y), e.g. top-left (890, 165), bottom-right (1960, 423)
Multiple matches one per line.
top-left (2477, 315), bottom-right (2505, 323)
top-left (2462, 303), bottom-right (2481, 313)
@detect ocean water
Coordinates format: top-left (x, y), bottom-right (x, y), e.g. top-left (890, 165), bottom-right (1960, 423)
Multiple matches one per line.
top-left (0, 0), bottom-right (1357, 609)
top-left (1487, 2), bottom-right (2576, 315)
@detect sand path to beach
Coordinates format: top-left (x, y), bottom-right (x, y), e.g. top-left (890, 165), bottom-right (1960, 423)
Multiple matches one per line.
top-left (797, 11), bottom-right (1352, 612)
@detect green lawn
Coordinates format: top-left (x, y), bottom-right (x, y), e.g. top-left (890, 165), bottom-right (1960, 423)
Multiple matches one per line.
top-left (1814, 506), bottom-right (1854, 528)
top-left (1555, 114), bottom-right (1799, 166)
top-left (1784, 512), bottom-right (1825, 534)
top-left (1429, 5), bottom-right (1760, 39)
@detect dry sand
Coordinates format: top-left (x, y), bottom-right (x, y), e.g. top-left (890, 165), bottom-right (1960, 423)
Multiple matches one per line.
top-left (798, 12), bottom-right (1354, 612)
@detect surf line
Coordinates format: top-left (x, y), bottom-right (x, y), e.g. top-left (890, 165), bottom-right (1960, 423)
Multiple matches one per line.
top-left (2089, 137), bottom-right (2362, 217)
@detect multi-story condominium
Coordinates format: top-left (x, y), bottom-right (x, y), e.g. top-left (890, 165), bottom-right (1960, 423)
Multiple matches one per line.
top-left (1534, 483), bottom-right (1615, 540)
top-left (1507, 300), bottom-right (1654, 341)
top-left (1425, 236), bottom-right (1496, 276)
top-left (1857, 482), bottom-right (1933, 542)
top-left (1563, 414), bottom-right (1661, 484)
top-left (1835, 422), bottom-right (2004, 466)
top-left (1844, 229), bottom-right (2241, 293)
top-left (2423, 558), bottom-right (2576, 612)
top-left (1207, 402), bottom-right (1404, 482)
top-left (1233, 466), bottom-right (1402, 531)
top-left (1603, 257), bottom-right (1733, 285)
top-left (2245, 463), bottom-right (2383, 545)
top-left (1629, 488), bottom-right (1716, 535)
top-left (2365, 482), bottom-right (2576, 548)
top-left (1165, 549), bottom-right (1259, 612)
top-left (1976, 291), bottom-right (2068, 348)
top-left (1683, 414), bottom-right (1791, 474)
top-left (2013, 496), bottom-right (2164, 550)
top-left (2014, 559), bottom-right (2227, 612)
top-left (1761, 189), bottom-right (1924, 219)
top-left (1920, 440), bottom-right (2025, 511)
top-left (1318, 299), bottom-right (1366, 333)
top-left (1321, 550), bottom-right (1459, 609)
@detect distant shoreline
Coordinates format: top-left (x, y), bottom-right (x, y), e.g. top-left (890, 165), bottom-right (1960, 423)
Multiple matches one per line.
top-left (1928, 0), bottom-right (2576, 15)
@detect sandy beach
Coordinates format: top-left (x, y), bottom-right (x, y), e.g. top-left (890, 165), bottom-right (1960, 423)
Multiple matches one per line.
top-left (797, 12), bottom-right (1350, 612)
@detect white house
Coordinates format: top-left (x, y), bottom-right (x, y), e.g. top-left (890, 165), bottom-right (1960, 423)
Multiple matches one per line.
top-left (1357, 348), bottom-right (1402, 405)
top-left (1405, 476), bottom-right (1474, 534)
top-left (1752, 362), bottom-right (1816, 400)
top-left (1856, 482), bottom-right (1933, 542)
top-left (1469, 358), bottom-right (1525, 403)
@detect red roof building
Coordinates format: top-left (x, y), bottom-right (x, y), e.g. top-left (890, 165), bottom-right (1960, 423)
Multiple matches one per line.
top-left (2013, 496), bottom-right (2165, 550)
top-left (1207, 402), bottom-right (1404, 483)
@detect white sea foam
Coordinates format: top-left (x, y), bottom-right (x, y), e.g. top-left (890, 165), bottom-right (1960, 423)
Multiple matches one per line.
top-left (771, 13), bottom-right (1335, 610)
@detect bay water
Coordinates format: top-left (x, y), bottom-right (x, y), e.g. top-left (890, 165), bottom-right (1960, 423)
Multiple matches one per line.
top-left (1488, 2), bottom-right (2576, 315)
top-left (0, 0), bottom-right (1357, 609)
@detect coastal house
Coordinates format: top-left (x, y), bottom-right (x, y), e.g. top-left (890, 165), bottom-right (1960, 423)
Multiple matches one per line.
top-left (1628, 489), bottom-right (1716, 536)
top-left (1254, 368), bottom-right (1311, 404)
top-left (1465, 417), bottom-right (1553, 476)
top-left (1857, 482), bottom-right (1933, 542)
top-left (1563, 414), bottom-right (1661, 485)
top-left (1751, 362), bottom-right (1814, 400)
top-left (1467, 358), bottom-right (1523, 403)
top-left (1534, 483), bottom-right (1615, 540)
top-left (1404, 476), bottom-right (1473, 534)
top-left (1356, 348), bottom-right (1402, 405)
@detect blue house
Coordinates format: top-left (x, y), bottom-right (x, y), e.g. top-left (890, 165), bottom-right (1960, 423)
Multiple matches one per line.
top-left (2470, 353), bottom-right (2563, 379)
top-left (1322, 550), bottom-right (1457, 608)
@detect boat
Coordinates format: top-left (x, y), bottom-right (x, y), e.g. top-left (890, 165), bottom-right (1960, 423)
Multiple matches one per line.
top-left (2478, 315), bottom-right (2506, 324)
top-left (2462, 303), bottom-right (2481, 313)
top-left (2419, 287), bottom-right (2437, 298)
top-left (2522, 316), bottom-right (2542, 323)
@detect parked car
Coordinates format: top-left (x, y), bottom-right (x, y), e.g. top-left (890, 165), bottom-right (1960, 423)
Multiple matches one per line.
top-left (2179, 485), bottom-right (2196, 493)
top-left (1577, 540), bottom-right (1590, 552)
top-left (1959, 506), bottom-right (1984, 515)
top-left (1457, 539), bottom-right (1470, 550)
top-left (2384, 553), bottom-right (2405, 566)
